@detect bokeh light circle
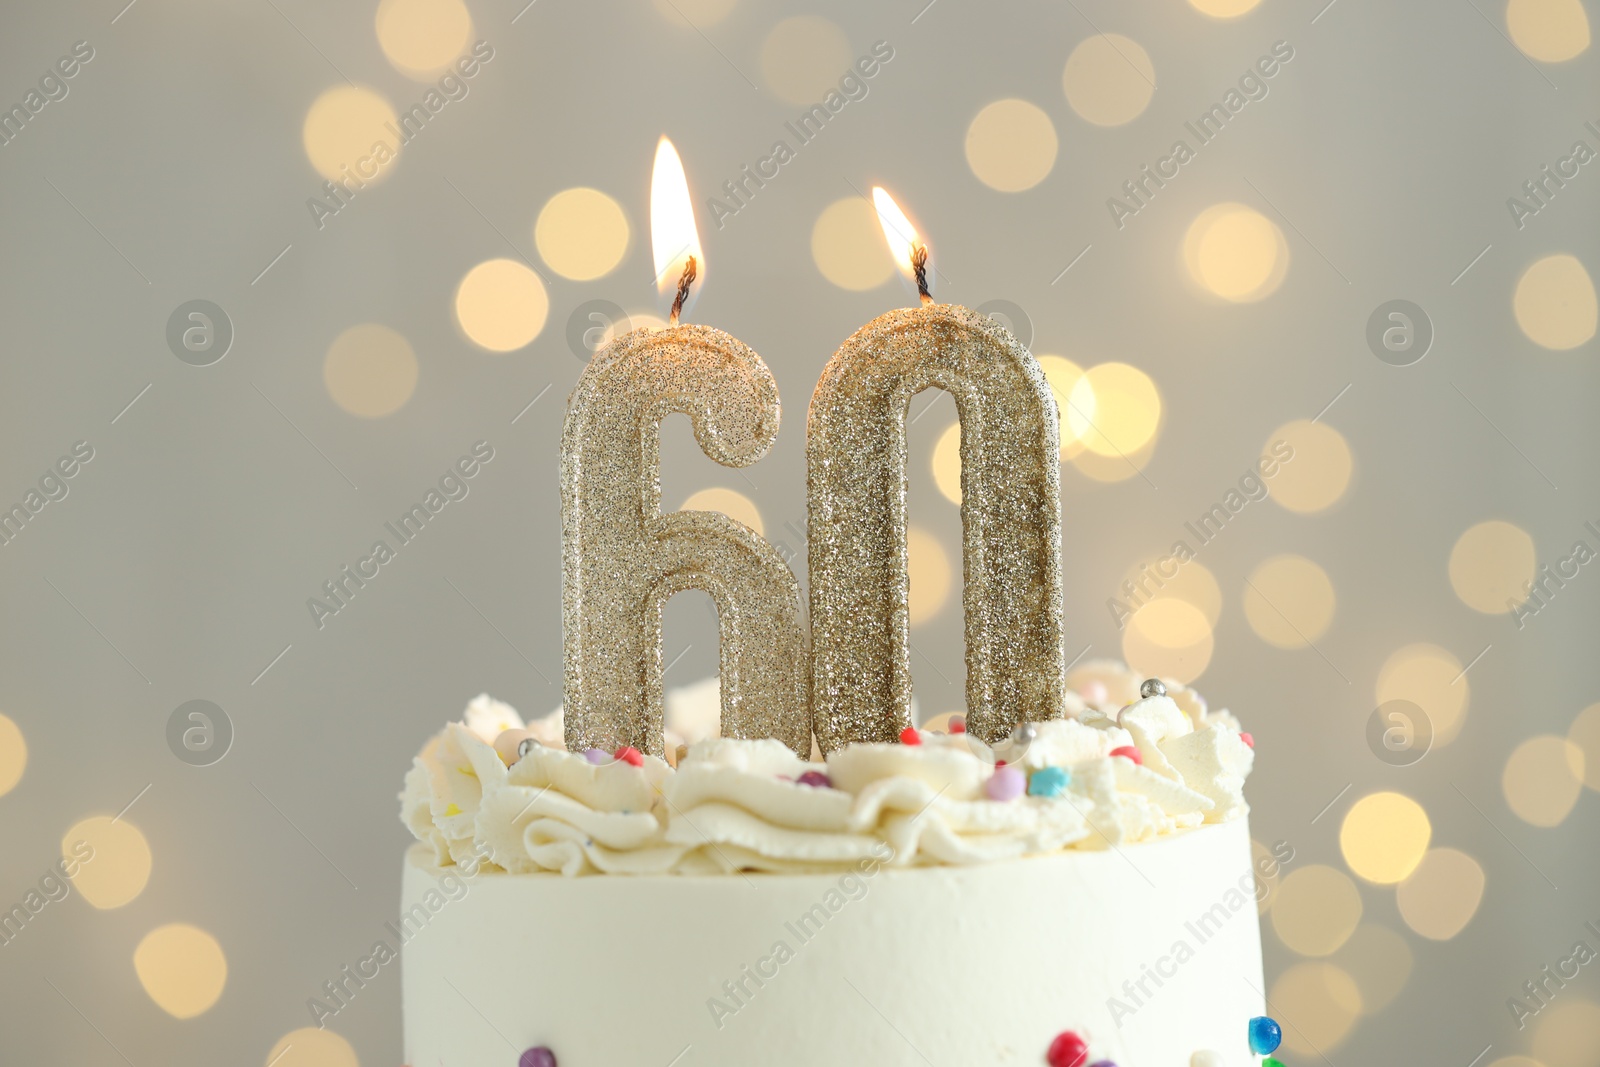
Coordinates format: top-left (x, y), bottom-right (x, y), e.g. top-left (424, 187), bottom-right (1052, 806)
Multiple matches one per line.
top-left (1066, 362), bottom-right (1161, 457)
top-left (1396, 847), bottom-right (1485, 940)
top-left (1062, 34), bottom-right (1156, 127)
top-left (1340, 791), bottom-right (1432, 884)
top-left (1183, 203), bottom-right (1288, 302)
top-left (535, 188), bottom-right (630, 281)
top-left (1377, 642), bottom-right (1470, 745)
top-left (1508, 0), bottom-right (1591, 62)
top-left (375, 0), bottom-right (473, 79)
top-left (812, 198), bottom-right (896, 291)
top-left (1503, 735), bottom-right (1586, 826)
top-left (455, 259), bottom-right (550, 352)
top-left (134, 923), bottom-right (228, 1018)
top-left (0, 713), bottom-right (24, 796)
top-left (1515, 254), bottom-right (1598, 350)
top-left (1270, 864), bottom-right (1364, 956)
top-left (680, 487), bottom-right (764, 537)
top-left (1450, 519), bottom-right (1536, 613)
top-left (759, 17), bottom-right (852, 106)
top-left (907, 526), bottom-right (951, 627)
top-left (1243, 555), bottom-right (1335, 648)
top-left (302, 86), bottom-right (399, 184)
top-left (63, 815), bottom-right (152, 909)
top-left (324, 324), bottom-right (419, 417)
top-left (965, 99), bottom-right (1058, 192)
top-left (1265, 419), bottom-right (1353, 513)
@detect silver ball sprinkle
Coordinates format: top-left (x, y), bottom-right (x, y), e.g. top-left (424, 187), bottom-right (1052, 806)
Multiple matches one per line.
top-left (1139, 678), bottom-right (1167, 699)
top-left (1010, 721), bottom-right (1037, 746)
top-left (517, 737), bottom-right (538, 760)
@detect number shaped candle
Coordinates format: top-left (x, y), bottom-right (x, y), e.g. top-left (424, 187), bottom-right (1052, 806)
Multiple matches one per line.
top-left (807, 191), bottom-right (1066, 750)
top-left (560, 139), bottom-right (810, 758)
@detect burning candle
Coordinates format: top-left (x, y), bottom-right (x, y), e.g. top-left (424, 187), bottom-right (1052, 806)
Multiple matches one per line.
top-left (560, 137), bottom-right (809, 758)
top-left (806, 188), bottom-right (1067, 750)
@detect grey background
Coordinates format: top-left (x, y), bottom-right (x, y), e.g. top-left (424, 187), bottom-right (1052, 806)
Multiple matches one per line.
top-left (0, 0), bottom-right (1596, 1064)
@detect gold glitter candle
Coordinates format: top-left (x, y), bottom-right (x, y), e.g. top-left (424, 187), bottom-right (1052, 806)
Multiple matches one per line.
top-left (559, 138), bottom-right (810, 758)
top-left (807, 190), bottom-right (1066, 750)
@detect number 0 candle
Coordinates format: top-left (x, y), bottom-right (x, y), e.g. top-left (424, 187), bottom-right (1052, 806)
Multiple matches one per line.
top-left (560, 138), bottom-right (810, 758)
top-left (807, 188), bottom-right (1066, 750)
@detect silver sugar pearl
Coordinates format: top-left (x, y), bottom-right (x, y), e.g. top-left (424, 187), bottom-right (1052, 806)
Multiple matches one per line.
top-left (517, 737), bottom-right (538, 760)
top-left (1010, 721), bottom-right (1037, 746)
top-left (1139, 678), bottom-right (1167, 699)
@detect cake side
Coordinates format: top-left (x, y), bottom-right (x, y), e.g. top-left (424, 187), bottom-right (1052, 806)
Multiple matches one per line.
top-left (401, 821), bottom-right (1265, 1066)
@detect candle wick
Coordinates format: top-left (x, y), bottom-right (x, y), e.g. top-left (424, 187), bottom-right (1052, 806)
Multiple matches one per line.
top-left (911, 244), bottom-right (932, 306)
top-left (669, 256), bottom-right (697, 326)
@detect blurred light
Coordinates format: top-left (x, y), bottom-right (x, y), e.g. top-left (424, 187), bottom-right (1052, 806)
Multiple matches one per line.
top-left (907, 526), bottom-right (951, 627)
top-left (1270, 864), bottom-right (1363, 956)
top-left (455, 259), bottom-right (549, 352)
top-left (1189, 0), bottom-right (1264, 16)
top-left (1121, 605), bottom-right (1212, 684)
top-left (1515, 254), bottom-right (1598, 350)
top-left (965, 99), bottom-right (1058, 192)
top-left (1533, 998), bottom-right (1600, 1067)
top-left (603, 310), bottom-right (670, 345)
top-left (1037, 356), bottom-right (1091, 459)
top-left (1270, 962), bottom-right (1363, 1054)
top-left (323, 324), bottom-right (419, 418)
top-left (1243, 554), bottom-right (1335, 649)
top-left (1129, 598), bottom-right (1211, 650)
top-left (266, 1028), bottom-right (361, 1067)
top-left (535, 188), bottom-right (630, 281)
top-left (652, 0), bottom-right (739, 25)
top-left (1396, 847), bottom-right (1485, 940)
top-left (375, 0), bottom-right (473, 79)
top-left (1488, 1058), bottom-right (1549, 1067)
top-left (1183, 204), bottom-right (1288, 302)
top-left (933, 422), bottom-right (961, 504)
top-left (1266, 419), bottom-right (1352, 513)
top-left (1508, 0), bottom-right (1591, 62)
top-left (1121, 557), bottom-right (1222, 627)
top-left (651, 137), bottom-right (704, 302)
top-left (1252, 838), bottom-right (1283, 914)
top-left (1568, 702), bottom-right (1600, 791)
top-left (760, 16), bottom-right (852, 105)
top-left (1340, 791), bottom-right (1432, 884)
top-left (1062, 34), bottom-right (1156, 127)
top-left (680, 487), bottom-right (764, 537)
top-left (302, 86), bottom-right (399, 184)
top-left (63, 816), bottom-right (151, 909)
top-left (1332, 924), bottom-right (1413, 1014)
top-left (1503, 735), bottom-right (1586, 826)
top-left (812, 197), bottom-right (895, 291)
top-left (1377, 642), bottom-right (1470, 744)
top-left (1072, 439), bottom-right (1157, 483)
top-left (1450, 519), bottom-right (1537, 613)
top-left (134, 923), bottom-right (227, 1018)
top-left (1066, 362), bottom-right (1161, 458)
top-left (0, 713), bottom-right (24, 796)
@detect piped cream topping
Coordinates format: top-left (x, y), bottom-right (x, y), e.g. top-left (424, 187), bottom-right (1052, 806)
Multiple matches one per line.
top-left (400, 667), bottom-right (1254, 877)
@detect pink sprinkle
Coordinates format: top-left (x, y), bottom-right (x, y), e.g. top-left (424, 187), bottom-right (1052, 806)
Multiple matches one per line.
top-left (1110, 745), bottom-right (1143, 766)
top-left (1240, 732), bottom-right (1254, 749)
top-left (986, 765), bottom-right (1026, 801)
top-left (949, 718), bottom-right (967, 735)
top-left (615, 746), bottom-right (644, 767)
top-left (899, 726), bottom-right (922, 746)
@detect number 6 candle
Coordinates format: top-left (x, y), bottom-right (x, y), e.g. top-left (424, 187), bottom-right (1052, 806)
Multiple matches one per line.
top-left (807, 188), bottom-right (1066, 750)
top-left (561, 138), bottom-right (809, 758)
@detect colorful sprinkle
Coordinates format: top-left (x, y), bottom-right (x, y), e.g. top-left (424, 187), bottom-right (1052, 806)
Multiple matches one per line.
top-left (583, 748), bottom-right (608, 765)
top-left (1248, 1015), bottom-right (1283, 1054)
top-left (615, 746), bottom-right (644, 767)
top-left (1263, 1060), bottom-right (1285, 1067)
top-left (1046, 1030), bottom-right (1089, 1067)
top-left (949, 716), bottom-right (967, 734)
top-left (1110, 745), bottom-right (1142, 766)
top-left (1088, 1061), bottom-right (1119, 1067)
top-left (519, 1047), bottom-right (557, 1067)
top-left (1027, 766), bottom-right (1070, 797)
top-left (899, 726), bottom-right (922, 746)
top-left (986, 764), bottom-right (1026, 801)
top-left (1240, 731), bottom-right (1255, 748)
top-left (797, 770), bottom-right (832, 789)
top-left (443, 803), bottom-right (462, 816)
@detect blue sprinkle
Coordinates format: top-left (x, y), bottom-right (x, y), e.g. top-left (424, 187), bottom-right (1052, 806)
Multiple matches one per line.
top-left (1027, 766), bottom-right (1070, 797)
top-left (1248, 1016), bottom-right (1282, 1055)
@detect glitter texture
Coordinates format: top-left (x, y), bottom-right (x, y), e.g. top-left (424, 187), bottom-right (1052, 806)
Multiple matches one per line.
top-left (807, 304), bottom-right (1065, 750)
top-left (561, 324), bottom-right (810, 757)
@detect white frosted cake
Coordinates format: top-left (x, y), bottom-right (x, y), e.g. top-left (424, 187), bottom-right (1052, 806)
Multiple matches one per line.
top-left (399, 663), bottom-right (1272, 1066)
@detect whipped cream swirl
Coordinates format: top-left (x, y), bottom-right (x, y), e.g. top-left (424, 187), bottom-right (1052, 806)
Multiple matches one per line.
top-left (401, 668), bottom-right (1254, 877)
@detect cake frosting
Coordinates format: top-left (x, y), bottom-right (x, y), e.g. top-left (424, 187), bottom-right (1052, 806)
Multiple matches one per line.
top-left (401, 664), bottom-right (1254, 878)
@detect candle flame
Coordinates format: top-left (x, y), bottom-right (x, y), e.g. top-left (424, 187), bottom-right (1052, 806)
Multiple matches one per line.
top-left (872, 187), bottom-right (931, 303)
top-left (651, 137), bottom-right (704, 305)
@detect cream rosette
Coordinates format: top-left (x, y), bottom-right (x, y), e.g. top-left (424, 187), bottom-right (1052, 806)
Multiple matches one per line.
top-left (401, 694), bottom-right (525, 868)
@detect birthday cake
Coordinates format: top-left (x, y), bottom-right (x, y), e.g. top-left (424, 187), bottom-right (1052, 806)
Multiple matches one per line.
top-left (399, 664), bottom-right (1271, 1066)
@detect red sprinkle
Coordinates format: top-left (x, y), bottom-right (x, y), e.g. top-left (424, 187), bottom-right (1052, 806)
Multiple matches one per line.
top-left (899, 726), bottom-right (922, 746)
top-left (950, 719), bottom-right (967, 734)
top-left (615, 746), bottom-right (644, 767)
top-left (1240, 732), bottom-right (1255, 749)
top-left (1110, 745), bottom-right (1143, 766)
top-left (1046, 1030), bottom-right (1089, 1067)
